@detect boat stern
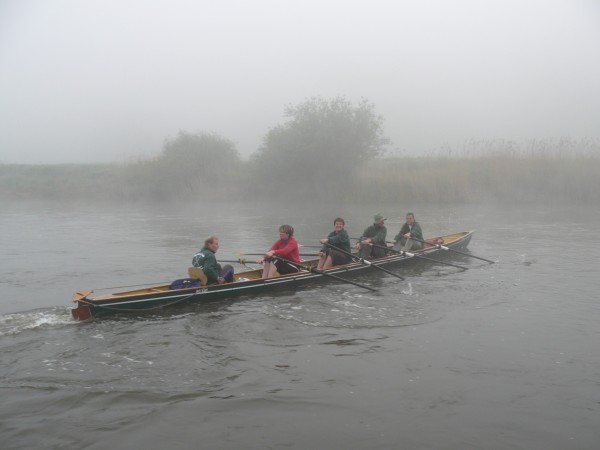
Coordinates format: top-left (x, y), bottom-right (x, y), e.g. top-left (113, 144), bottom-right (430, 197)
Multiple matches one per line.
top-left (72, 290), bottom-right (93, 321)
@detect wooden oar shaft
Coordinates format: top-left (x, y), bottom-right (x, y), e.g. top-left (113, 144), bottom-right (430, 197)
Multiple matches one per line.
top-left (407, 236), bottom-right (495, 264)
top-left (399, 250), bottom-right (465, 270)
top-left (368, 242), bottom-right (469, 270)
top-left (241, 252), bottom-right (320, 257)
top-left (219, 259), bottom-right (260, 265)
top-left (271, 255), bottom-right (378, 292)
top-left (322, 242), bottom-right (366, 262)
top-left (323, 242), bottom-right (405, 280)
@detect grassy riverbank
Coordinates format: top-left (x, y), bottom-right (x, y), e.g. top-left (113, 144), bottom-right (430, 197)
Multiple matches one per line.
top-left (2, 153), bottom-right (598, 205)
top-left (358, 153), bottom-right (599, 204)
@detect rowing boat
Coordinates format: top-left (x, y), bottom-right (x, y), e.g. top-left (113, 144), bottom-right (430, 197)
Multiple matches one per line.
top-left (71, 230), bottom-right (474, 320)
top-left (71, 231), bottom-right (474, 320)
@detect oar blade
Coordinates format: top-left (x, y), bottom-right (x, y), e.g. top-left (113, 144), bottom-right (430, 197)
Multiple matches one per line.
top-left (323, 242), bottom-right (405, 281)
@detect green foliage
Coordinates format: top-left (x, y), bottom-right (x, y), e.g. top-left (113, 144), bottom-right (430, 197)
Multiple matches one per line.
top-left (159, 131), bottom-right (238, 172)
top-left (151, 131), bottom-right (240, 198)
top-left (0, 164), bottom-right (118, 201)
top-left (2, 153), bottom-right (600, 205)
top-left (252, 97), bottom-right (389, 198)
top-left (0, 131), bottom-right (242, 203)
top-left (2, 114), bottom-right (599, 205)
top-left (110, 131), bottom-right (242, 201)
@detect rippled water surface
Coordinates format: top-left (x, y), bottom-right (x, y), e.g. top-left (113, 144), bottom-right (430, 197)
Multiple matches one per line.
top-left (1, 202), bottom-right (598, 449)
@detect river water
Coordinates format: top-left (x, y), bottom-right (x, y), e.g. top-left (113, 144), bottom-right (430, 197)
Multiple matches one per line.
top-left (1, 201), bottom-right (598, 449)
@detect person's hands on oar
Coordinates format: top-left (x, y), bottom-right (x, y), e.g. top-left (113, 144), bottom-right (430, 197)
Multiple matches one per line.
top-left (269, 254), bottom-right (378, 292)
top-left (232, 252), bottom-right (320, 259)
top-left (217, 258), bottom-right (262, 270)
top-left (323, 242), bottom-right (405, 280)
top-left (232, 249), bottom-right (319, 262)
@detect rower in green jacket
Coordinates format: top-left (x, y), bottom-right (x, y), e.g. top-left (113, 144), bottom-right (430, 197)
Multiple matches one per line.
top-left (392, 212), bottom-right (423, 252)
top-left (192, 236), bottom-right (234, 284)
top-left (356, 213), bottom-right (388, 259)
top-left (317, 217), bottom-right (352, 269)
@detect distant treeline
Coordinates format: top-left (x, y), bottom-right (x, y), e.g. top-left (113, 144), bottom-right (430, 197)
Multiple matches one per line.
top-left (2, 153), bottom-right (598, 205)
top-left (2, 97), bottom-right (599, 204)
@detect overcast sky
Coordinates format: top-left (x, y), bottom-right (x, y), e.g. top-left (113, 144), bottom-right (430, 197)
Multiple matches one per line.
top-left (1, 0), bottom-right (599, 164)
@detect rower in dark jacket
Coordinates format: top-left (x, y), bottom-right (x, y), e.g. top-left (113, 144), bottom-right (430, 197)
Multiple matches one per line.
top-left (392, 212), bottom-right (424, 252)
top-left (192, 236), bottom-right (234, 284)
top-left (356, 213), bottom-right (388, 259)
top-left (317, 217), bottom-right (352, 270)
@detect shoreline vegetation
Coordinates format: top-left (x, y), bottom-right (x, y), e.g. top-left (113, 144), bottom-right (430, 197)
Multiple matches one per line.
top-left (2, 97), bottom-right (598, 205)
top-left (2, 150), bottom-right (598, 205)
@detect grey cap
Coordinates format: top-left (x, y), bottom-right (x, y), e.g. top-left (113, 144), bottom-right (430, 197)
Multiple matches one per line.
top-left (373, 213), bottom-right (386, 224)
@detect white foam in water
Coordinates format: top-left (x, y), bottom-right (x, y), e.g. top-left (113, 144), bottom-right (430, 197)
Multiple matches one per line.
top-left (0, 307), bottom-right (75, 336)
top-left (401, 282), bottom-right (414, 296)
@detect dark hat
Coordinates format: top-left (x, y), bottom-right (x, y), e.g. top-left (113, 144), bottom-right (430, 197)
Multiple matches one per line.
top-left (373, 213), bottom-right (386, 224)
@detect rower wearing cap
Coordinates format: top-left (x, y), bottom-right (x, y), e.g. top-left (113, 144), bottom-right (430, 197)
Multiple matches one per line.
top-left (355, 213), bottom-right (388, 259)
top-left (391, 212), bottom-right (424, 252)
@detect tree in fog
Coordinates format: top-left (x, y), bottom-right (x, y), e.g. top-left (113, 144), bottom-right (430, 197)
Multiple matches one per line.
top-left (151, 131), bottom-right (240, 199)
top-left (252, 96), bottom-right (389, 198)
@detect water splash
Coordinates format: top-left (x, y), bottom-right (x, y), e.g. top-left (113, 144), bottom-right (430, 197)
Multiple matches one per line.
top-left (0, 307), bottom-right (75, 336)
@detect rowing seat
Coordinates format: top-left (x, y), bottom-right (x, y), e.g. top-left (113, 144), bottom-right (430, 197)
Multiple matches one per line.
top-left (188, 267), bottom-right (208, 286)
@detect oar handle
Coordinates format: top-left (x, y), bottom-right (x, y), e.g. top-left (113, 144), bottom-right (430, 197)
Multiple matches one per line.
top-left (270, 254), bottom-right (378, 292)
top-left (325, 242), bottom-right (404, 280)
top-left (239, 252), bottom-right (320, 258)
top-left (322, 242), bottom-right (368, 263)
top-left (218, 258), bottom-right (260, 265)
top-left (401, 235), bottom-right (448, 249)
top-left (367, 242), bottom-right (400, 254)
top-left (269, 254), bottom-right (306, 269)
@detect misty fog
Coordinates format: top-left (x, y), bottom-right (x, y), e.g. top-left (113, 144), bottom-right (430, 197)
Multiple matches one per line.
top-left (1, 0), bottom-right (599, 165)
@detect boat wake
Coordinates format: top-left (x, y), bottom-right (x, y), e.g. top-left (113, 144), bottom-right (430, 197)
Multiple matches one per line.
top-left (0, 307), bottom-right (75, 336)
top-left (261, 285), bottom-right (432, 329)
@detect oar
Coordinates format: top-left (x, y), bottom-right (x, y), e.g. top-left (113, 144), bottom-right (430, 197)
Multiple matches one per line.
top-left (323, 242), bottom-right (405, 280)
top-left (239, 252), bottom-right (321, 257)
top-left (219, 258), bottom-right (261, 265)
top-left (367, 242), bottom-right (470, 271)
top-left (270, 255), bottom-right (378, 292)
top-left (215, 258), bottom-right (263, 271)
top-left (406, 236), bottom-right (495, 264)
top-left (400, 249), bottom-right (471, 270)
